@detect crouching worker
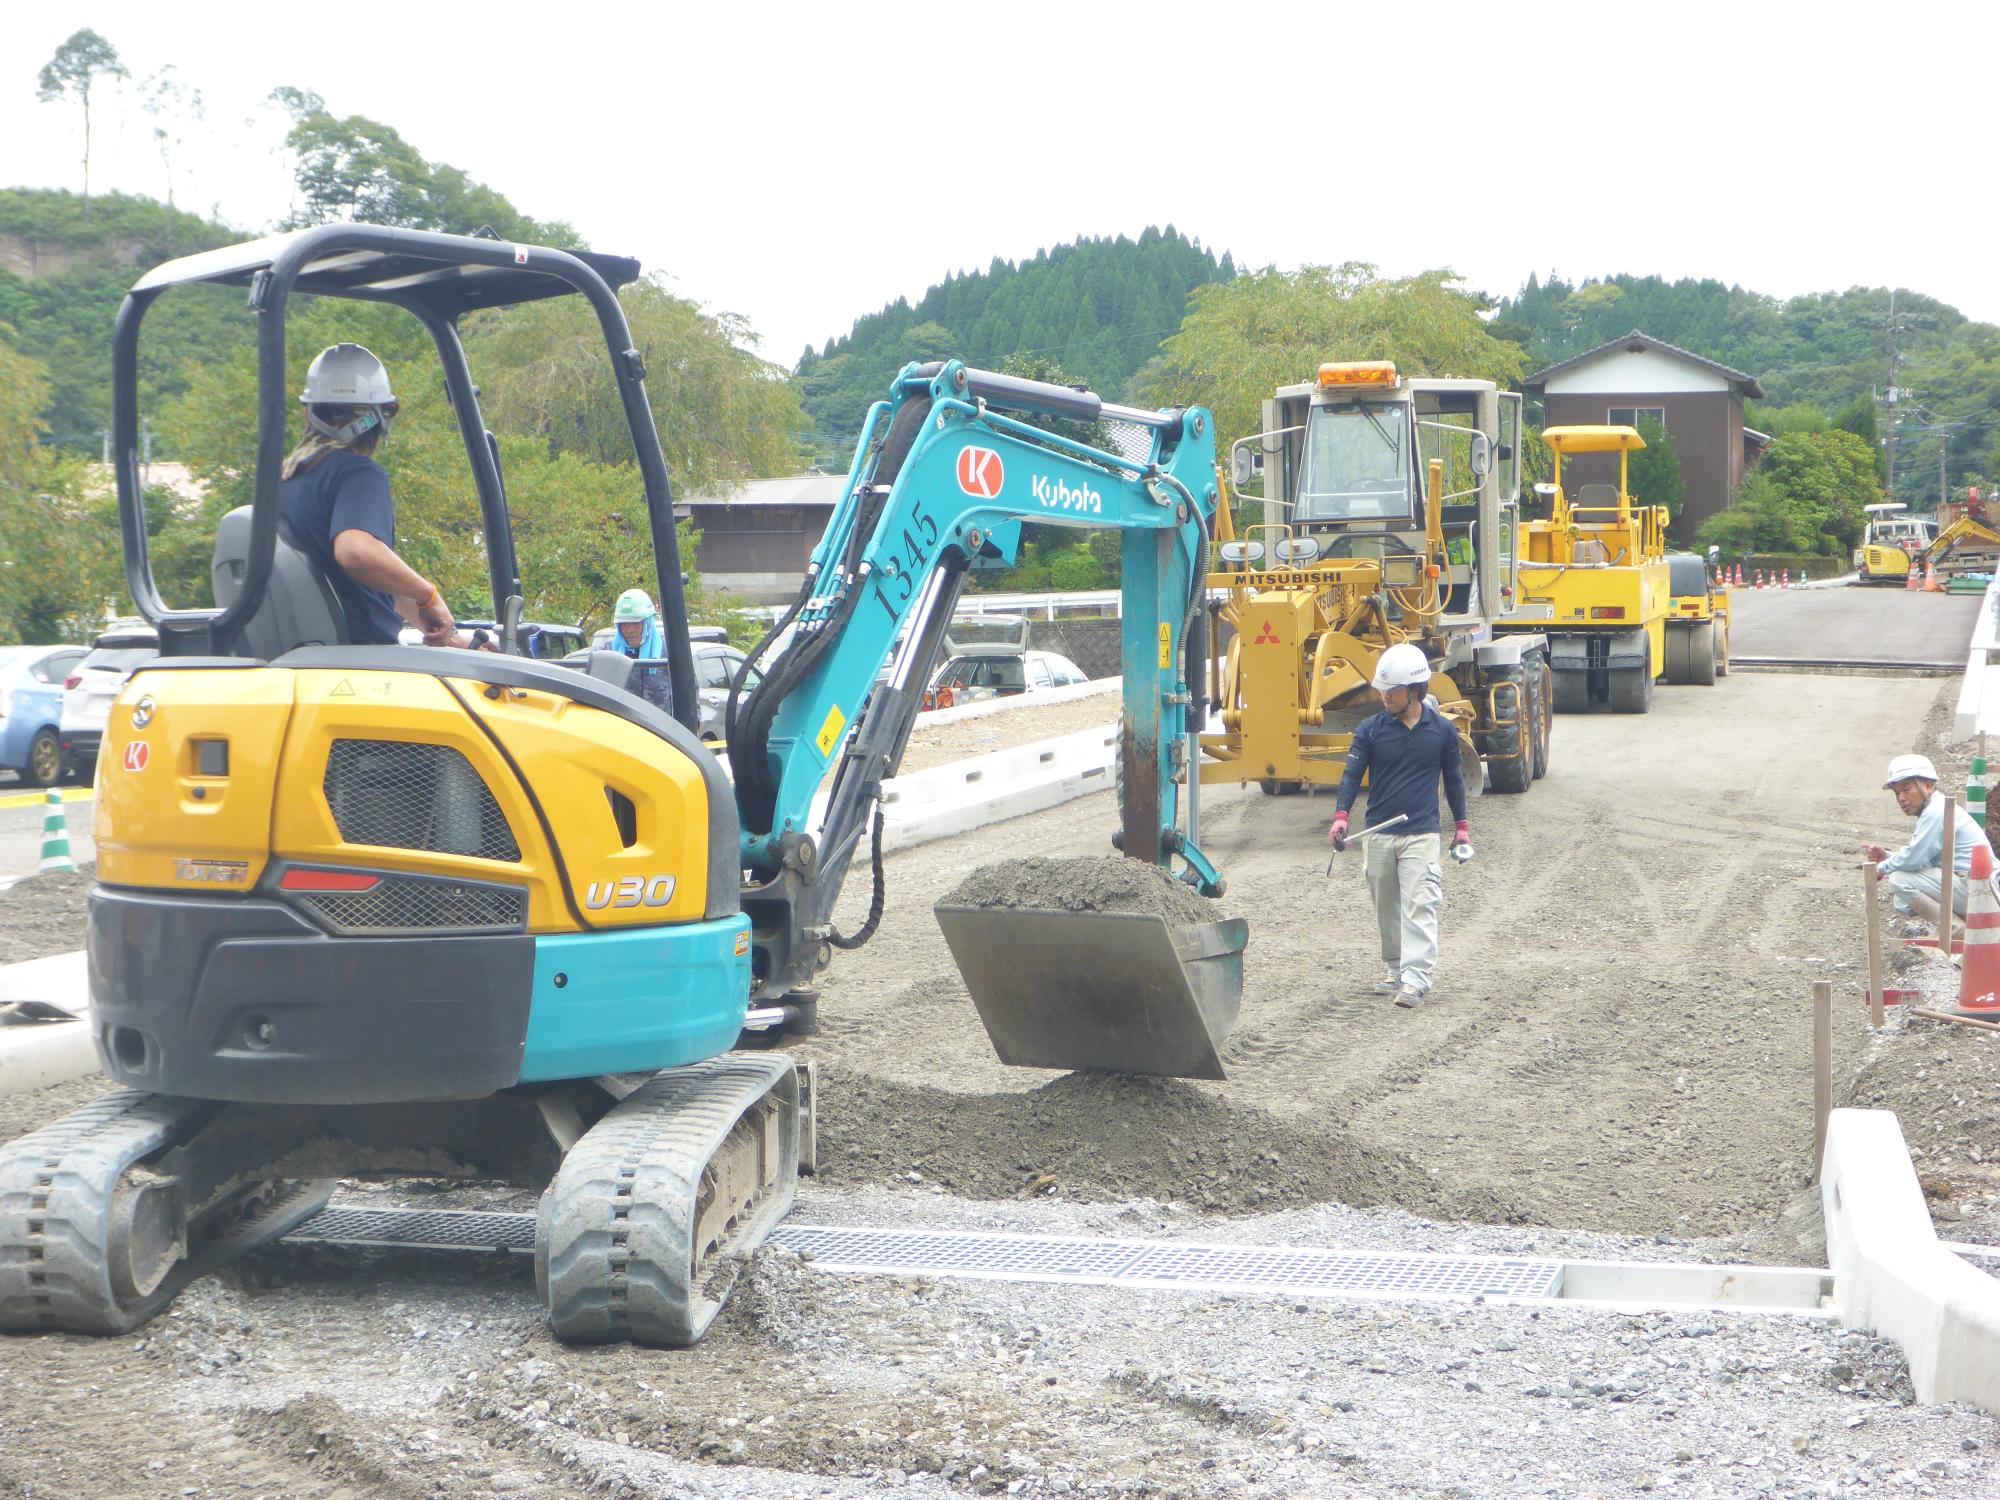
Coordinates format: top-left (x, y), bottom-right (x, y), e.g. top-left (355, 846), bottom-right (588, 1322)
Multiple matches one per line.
top-left (1329, 643), bottom-right (1472, 1010)
top-left (1864, 753), bottom-right (1996, 925)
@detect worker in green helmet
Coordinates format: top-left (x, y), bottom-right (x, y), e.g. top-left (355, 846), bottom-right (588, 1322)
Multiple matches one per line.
top-left (612, 588), bottom-right (665, 659)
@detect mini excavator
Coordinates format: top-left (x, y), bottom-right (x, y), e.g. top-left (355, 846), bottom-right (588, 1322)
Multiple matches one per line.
top-left (0, 226), bottom-right (1240, 1346)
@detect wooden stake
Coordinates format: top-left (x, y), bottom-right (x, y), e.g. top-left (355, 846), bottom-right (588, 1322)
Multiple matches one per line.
top-left (1813, 979), bottom-right (1832, 1181)
top-left (1864, 861), bottom-right (1887, 1028)
top-left (1911, 1006), bottom-right (2000, 1034)
top-left (1941, 794), bottom-right (1958, 958)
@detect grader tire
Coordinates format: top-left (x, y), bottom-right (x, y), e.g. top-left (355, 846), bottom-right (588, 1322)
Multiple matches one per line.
top-left (1482, 663), bottom-right (1532, 795)
top-left (1687, 619), bottom-right (1717, 686)
top-left (1528, 652), bottom-right (1552, 779)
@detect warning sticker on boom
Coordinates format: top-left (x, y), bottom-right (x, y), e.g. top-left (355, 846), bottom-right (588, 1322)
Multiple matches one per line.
top-left (816, 704), bottom-right (847, 757)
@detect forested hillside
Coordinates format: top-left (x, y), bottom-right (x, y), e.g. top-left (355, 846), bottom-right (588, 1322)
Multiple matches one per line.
top-left (0, 29), bottom-right (805, 643)
top-left (794, 228), bottom-right (1234, 460)
top-left (0, 188), bottom-right (242, 447)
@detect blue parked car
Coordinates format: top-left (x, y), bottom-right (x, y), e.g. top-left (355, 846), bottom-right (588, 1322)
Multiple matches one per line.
top-left (0, 644), bottom-right (89, 787)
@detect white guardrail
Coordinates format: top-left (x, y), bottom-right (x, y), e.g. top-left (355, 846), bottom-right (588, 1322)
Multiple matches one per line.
top-left (1954, 575), bottom-right (2000, 742)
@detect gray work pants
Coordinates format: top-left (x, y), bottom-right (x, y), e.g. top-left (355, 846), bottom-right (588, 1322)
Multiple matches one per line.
top-left (1363, 832), bottom-right (1442, 992)
top-left (1885, 868), bottom-right (1990, 918)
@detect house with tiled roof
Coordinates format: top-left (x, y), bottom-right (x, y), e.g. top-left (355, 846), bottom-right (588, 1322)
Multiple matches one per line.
top-left (1524, 331), bottom-right (1768, 536)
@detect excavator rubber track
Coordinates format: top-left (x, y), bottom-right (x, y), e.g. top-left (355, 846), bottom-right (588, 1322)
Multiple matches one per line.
top-left (0, 1089), bottom-right (334, 1335)
top-left (535, 1052), bottom-right (799, 1347)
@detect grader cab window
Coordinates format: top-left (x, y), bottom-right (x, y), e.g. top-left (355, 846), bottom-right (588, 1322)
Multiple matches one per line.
top-left (1296, 402), bottom-right (1411, 522)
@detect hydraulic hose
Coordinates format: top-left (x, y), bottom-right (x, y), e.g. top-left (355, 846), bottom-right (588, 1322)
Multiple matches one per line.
top-left (826, 805), bottom-right (886, 951)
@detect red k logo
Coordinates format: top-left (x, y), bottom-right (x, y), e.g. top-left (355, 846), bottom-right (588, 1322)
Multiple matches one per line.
top-left (123, 741), bottom-right (150, 772)
top-left (1252, 622), bottom-right (1281, 645)
top-left (956, 446), bottom-right (1005, 499)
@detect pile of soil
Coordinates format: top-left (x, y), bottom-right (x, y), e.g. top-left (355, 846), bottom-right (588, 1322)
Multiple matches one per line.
top-left (942, 855), bottom-right (1225, 924)
top-left (0, 863), bottom-right (92, 965)
top-left (813, 1065), bottom-right (1516, 1221)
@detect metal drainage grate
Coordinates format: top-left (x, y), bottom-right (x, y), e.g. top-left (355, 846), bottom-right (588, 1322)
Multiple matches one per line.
top-left (769, 1226), bottom-right (1562, 1302)
top-left (286, 1207), bottom-right (537, 1254)
top-left (280, 1209), bottom-right (1560, 1303)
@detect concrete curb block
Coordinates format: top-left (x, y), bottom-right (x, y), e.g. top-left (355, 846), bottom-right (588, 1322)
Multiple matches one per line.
top-left (880, 723), bottom-right (1118, 852)
top-left (0, 1020), bottom-right (99, 1099)
top-left (1820, 1107), bottom-right (2000, 1413)
top-left (0, 949), bottom-right (88, 1009)
top-left (1951, 575), bottom-right (2000, 742)
top-left (808, 721), bottom-right (1120, 853)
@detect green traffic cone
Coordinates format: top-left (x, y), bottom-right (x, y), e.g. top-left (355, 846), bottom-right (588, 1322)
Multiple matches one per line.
top-left (38, 788), bottom-right (74, 874)
top-left (1970, 752), bottom-right (1989, 834)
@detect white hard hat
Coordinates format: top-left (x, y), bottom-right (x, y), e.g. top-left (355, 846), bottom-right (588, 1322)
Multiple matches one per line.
top-left (1883, 753), bottom-right (1939, 788)
top-left (1371, 642), bottom-right (1432, 691)
top-left (300, 343), bottom-right (398, 442)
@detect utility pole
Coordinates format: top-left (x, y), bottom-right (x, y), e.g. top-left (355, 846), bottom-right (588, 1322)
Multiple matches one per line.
top-left (1940, 434), bottom-right (1949, 511)
top-left (1884, 290), bottom-right (1904, 502)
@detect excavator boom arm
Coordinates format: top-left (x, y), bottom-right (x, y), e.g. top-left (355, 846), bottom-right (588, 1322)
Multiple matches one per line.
top-left (727, 360), bottom-right (1220, 999)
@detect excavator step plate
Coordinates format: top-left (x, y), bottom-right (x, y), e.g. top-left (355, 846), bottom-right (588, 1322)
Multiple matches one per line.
top-left (933, 908), bottom-right (1248, 1080)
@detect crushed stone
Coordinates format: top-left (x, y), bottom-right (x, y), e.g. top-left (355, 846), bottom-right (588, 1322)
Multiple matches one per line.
top-left (0, 862), bottom-right (93, 965)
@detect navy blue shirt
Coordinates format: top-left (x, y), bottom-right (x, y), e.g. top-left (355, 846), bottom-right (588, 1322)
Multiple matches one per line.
top-left (278, 449), bottom-right (403, 645)
top-left (1334, 703), bottom-right (1469, 836)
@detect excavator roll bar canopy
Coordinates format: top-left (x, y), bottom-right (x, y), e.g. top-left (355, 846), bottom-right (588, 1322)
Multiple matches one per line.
top-left (109, 224), bottom-right (704, 730)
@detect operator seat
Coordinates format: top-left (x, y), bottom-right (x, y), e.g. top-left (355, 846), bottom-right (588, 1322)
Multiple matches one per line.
top-left (1575, 483), bottom-right (1620, 508)
top-left (210, 505), bottom-right (349, 658)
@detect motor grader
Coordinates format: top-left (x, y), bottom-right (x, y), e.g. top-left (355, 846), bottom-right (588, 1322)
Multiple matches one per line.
top-left (1201, 361), bottom-right (1550, 797)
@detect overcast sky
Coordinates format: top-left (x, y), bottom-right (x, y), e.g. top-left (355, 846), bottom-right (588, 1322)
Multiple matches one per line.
top-left (7, 3), bottom-right (1996, 367)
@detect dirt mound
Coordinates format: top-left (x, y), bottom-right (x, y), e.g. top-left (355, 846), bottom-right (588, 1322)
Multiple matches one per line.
top-left (812, 1063), bottom-right (1519, 1222)
top-left (0, 862), bottom-right (93, 965)
top-left (942, 855), bottom-right (1225, 924)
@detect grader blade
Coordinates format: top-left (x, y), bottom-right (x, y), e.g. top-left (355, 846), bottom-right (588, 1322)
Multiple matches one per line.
top-left (933, 906), bottom-right (1249, 1080)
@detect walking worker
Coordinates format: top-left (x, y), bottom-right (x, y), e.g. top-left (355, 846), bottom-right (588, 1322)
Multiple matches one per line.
top-left (1329, 642), bottom-right (1473, 1009)
top-left (1864, 753), bottom-right (1996, 922)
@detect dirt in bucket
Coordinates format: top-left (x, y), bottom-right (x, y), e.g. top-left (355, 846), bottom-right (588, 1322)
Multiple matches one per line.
top-left (940, 855), bottom-right (1229, 924)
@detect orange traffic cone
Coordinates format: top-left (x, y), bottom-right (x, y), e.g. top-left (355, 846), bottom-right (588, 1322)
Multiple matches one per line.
top-left (1957, 843), bottom-right (2000, 1018)
top-left (1923, 561), bottom-right (1942, 593)
top-left (1781, 568), bottom-right (1790, 589)
top-left (1905, 563), bottom-right (1920, 591)
top-left (1733, 563), bottom-right (1744, 586)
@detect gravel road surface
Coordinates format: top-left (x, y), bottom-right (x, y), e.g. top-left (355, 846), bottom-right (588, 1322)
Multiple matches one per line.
top-left (5, 668), bottom-right (1998, 1497)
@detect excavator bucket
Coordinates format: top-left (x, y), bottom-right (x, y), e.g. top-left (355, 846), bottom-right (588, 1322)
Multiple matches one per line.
top-left (933, 906), bottom-right (1249, 1080)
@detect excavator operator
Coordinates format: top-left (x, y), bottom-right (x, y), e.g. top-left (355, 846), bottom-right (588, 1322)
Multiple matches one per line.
top-left (278, 342), bottom-right (475, 649)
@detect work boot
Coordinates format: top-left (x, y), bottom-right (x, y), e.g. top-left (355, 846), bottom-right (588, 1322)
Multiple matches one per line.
top-left (1374, 970), bottom-right (1403, 995)
top-left (1395, 983), bottom-right (1428, 1009)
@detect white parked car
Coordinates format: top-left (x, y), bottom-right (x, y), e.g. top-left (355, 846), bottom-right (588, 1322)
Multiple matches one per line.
top-left (60, 626), bottom-right (159, 783)
top-left (922, 648), bottom-right (1089, 710)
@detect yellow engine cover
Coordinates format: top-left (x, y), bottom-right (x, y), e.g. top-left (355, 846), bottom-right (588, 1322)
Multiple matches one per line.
top-left (95, 665), bottom-right (716, 933)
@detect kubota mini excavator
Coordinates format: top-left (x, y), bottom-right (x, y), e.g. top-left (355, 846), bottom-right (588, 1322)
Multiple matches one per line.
top-left (0, 226), bottom-right (1240, 1346)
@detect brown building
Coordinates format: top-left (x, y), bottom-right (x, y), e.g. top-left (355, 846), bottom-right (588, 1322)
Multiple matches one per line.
top-left (680, 473), bottom-right (845, 604)
top-left (1524, 331), bottom-right (1766, 538)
